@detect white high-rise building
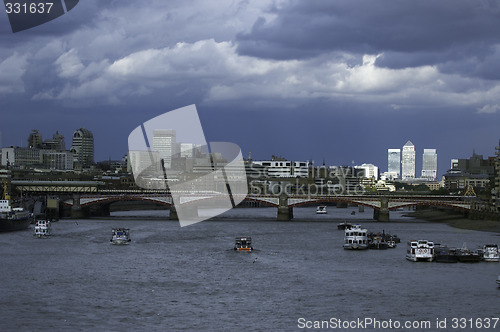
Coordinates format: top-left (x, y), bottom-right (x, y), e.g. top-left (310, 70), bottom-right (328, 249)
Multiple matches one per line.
top-left (421, 149), bottom-right (437, 180)
top-left (387, 149), bottom-right (401, 179)
top-left (152, 129), bottom-right (177, 169)
top-left (355, 163), bottom-right (379, 180)
top-left (401, 141), bottom-right (416, 180)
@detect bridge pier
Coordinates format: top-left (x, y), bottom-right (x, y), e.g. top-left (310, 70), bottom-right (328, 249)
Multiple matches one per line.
top-left (373, 197), bottom-right (390, 222)
top-left (277, 193), bottom-right (293, 221)
top-left (71, 194), bottom-right (89, 219)
top-left (358, 205), bottom-right (364, 213)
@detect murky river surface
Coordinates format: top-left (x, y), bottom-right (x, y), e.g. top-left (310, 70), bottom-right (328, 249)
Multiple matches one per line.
top-left (1, 207), bottom-right (499, 331)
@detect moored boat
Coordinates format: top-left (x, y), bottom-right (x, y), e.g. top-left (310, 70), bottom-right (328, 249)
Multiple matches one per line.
top-left (434, 245), bottom-right (458, 263)
top-left (0, 181), bottom-right (30, 232)
top-left (343, 224), bottom-right (368, 250)
top-left (482, 244), bottom-right (499, 262)
top-left (456, 244), bottom-right (481, 263)
top-left (34, 219), bottom-right (51, 238)
top-left (368, 232), bottom-right (388, 249)
top-left (316, 206), bottom-right (327, 214)
top-left (110, 228), bottom-right (131, 245)
top-left (406, 240), bottom-right (434, 262)
top-left (234, 236), bottom-right (253, 251)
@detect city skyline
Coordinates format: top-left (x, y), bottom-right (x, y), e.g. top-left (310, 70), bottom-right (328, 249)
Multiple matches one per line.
top-left (2, 126), bottom-right (498, 181)
top-left (1, 1), bottom-right (499, 179)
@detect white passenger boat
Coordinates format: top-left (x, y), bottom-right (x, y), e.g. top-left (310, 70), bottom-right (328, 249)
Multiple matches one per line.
top-left (482, 244), bottom-right (499, 262)
top-left (316, 206), bottom-right (327, 214)
top-left (34, 219), bottom-right (51, 238)
top-left (343, 224), bottom-right (368, 250)
top-left (406, 240), bottom-right (434, 262)
top-left (110, 228), bottom-right (131, 245)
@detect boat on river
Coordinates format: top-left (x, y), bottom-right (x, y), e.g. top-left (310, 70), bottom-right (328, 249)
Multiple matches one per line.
top-left (343, 224), bottom-right (368, 250)
top-left (316, 206), bottom-right (327, 214)
top-left (110, 228), bottom-right (131, 245)
top-left (406, 240), bottom-right (434, 262)
top-left (456, 244), bottom-right (481, 263)
top-left (434, 245), bottom-right (458, 263)
top-left (34, 219), bottom-right (51, 238)
top-left (234, 237), bottom-right (253, 251)
top-left (368, 232), bottom-right (388, 249)
top-left (482, 244), bottom-right (499, 262)
top-left (0, 181), bottom-right (30, 232)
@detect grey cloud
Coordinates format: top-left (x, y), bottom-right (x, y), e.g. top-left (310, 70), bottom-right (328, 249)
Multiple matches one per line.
top-left (236, 0), bottom-right (500, 68)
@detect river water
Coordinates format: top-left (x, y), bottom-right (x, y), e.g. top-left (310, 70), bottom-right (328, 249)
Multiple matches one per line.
top-left (0, 207), bottom-right (499, 331)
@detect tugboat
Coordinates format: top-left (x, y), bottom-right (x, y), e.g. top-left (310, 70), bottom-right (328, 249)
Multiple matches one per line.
top-left (482, 244), bottom-right (499, 262)
top-left (456, 244), bottom-right (482, 263)
top-left (406, 240), bottom-right (434, 262)
top-left (434, 245), bottom-right (458, 263)
top-left (34, 219), bottom-right (51, 238)
top-left (0, 180), bottom-right (30, 232)
top-left (234, 237), bottom-right (253, 251)
top-left (316, 206), bottom-right (327, 214)
top-left (343, 224), bottom-right (368, 250)
top-left (368, 232), bottom-right (389, 249)
top-left (110, 228), bottom-right (131, 245)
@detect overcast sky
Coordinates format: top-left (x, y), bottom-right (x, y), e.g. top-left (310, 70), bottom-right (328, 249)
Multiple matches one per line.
top-left (1, 0), bottom-right (499, 176)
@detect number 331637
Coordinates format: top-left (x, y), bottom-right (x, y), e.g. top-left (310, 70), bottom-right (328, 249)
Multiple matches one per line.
top-left (5, 2), bottom-right (53, 14)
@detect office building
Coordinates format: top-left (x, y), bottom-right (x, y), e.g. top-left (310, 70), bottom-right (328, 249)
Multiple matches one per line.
top-left (152, 129), bottom-right (177, 169)
top-left (28, 129), bottom-right (43, 148)
top-left (355, 163), bottom-right (379, 180)
top-left (387, 149), bottom-right (401, 179)
top-left (421, 149), bottom-right (437, 180)
top-left (401, 141), bottom-right (416, 180)
top-left (252, 156), bottom-right (308, 178)
top-left (70, 128), bottom-right (94, 168)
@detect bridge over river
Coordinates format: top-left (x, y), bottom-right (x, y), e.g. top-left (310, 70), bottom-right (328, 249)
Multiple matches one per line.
top-left (61, 192), bottom-right (471, 221)
top-left (10, 180), bottom-right (472, 221)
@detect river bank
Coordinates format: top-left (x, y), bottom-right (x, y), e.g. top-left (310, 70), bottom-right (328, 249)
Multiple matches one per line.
top-left (404, 208), bottom-right (500, 234)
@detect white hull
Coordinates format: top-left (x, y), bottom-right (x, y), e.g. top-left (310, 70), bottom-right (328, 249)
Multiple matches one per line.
top-left (343, 243), bottom-right (368, 250)
top-left (406, 240), bottom-right (434, 262)
top-left (482, 245), bottom-right (499, 262)
top-left (343, 224), bottom-right (368, 250)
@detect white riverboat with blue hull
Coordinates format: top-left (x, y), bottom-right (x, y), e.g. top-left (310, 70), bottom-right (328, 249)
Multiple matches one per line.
top-left (34, 219), bottom-right (51, 238)
top-left (343, 224), bottom-right (368, 250)
top-left (110, 228), bottom-right (131, 245)
top-left (482, 244), bottom-right (499, 262)
top-left (406, 240), bottom-right (434, 262)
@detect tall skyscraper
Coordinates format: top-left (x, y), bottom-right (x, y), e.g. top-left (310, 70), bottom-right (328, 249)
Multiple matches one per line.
top-left (152, 129), bottom-right (177, 169)
top-left (401, 141), bottom-right (415, 180)
top-left (70, 128), bottom-right (94, 168)
top-left (387, 149), bottom-right (401, 179)
top-left (421, 149), bottom-right (437, 180)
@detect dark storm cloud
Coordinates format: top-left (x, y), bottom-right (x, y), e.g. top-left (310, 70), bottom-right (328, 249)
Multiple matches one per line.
top-left (236, 0), bottom-right (500, 68)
